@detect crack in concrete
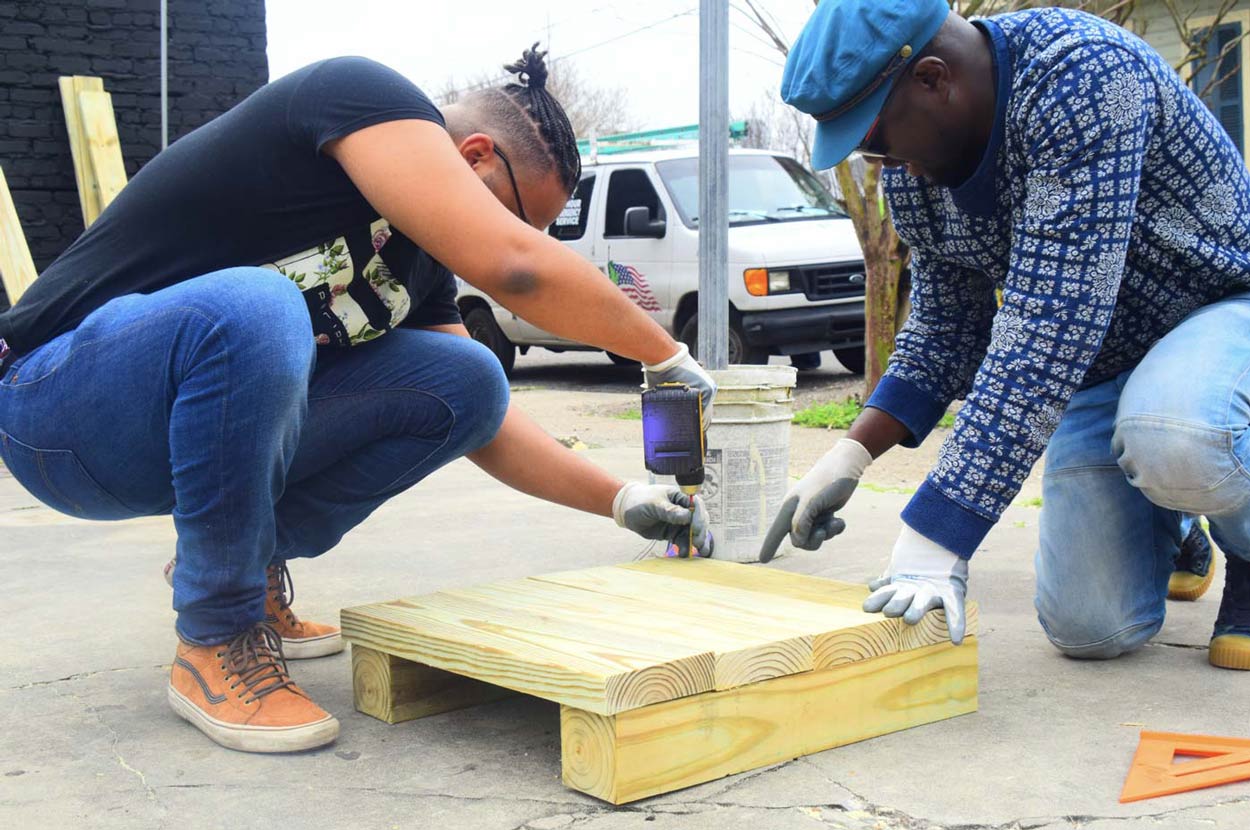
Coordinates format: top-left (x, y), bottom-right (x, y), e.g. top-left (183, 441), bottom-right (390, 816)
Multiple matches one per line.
top-left (6, 663), bottom-right (167, 691)
top-left (778, 759), bottom-right (1250, 830)
top-left (47, 681), bottom-right (165, 814)
top-left (1148, 641), bottom-right (1209, 652)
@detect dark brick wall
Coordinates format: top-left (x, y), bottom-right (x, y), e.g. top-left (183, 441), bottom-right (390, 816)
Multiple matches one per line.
top-left (0, 0), bottom-right (267, 306)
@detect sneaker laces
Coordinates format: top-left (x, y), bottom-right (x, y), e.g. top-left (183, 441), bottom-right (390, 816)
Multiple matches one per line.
top-left (1217, 555), bottom-right (1250, 632)
top-left (223, 623), bottom-right (298, 704)
top-left (267, 562), bottom-right (299, 627)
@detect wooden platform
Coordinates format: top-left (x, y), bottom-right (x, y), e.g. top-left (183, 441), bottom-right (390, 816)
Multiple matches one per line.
top-left (341, 558), bottom-right (978, 804)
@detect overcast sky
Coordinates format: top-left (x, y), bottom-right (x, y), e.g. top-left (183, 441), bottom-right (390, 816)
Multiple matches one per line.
top-left (265, 0), bottom-right (816, 131)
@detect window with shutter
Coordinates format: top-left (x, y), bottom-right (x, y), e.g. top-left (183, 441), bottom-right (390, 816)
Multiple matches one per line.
top-left (1193, 21), bottom-right (1245, 158)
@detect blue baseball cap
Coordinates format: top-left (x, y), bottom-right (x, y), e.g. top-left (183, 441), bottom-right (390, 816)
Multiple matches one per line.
top-left (782, 0), bottom-right (951, 169)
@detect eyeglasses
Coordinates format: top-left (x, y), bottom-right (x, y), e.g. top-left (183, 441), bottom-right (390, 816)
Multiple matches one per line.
top-left (855, 84), bottom-right (903, 160)
top-left (493, 146), bottom-right (529, 225)
top-left (855, 54), bottom-right (915, 161)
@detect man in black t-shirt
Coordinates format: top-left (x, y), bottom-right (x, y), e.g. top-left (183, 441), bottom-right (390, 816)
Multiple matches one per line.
top-left (0, 48), bottom-right (716, 753)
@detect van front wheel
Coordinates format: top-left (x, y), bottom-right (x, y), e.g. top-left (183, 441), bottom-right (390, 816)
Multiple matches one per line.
top-left (678, 316), bottom-right (768, 365)
top-left (464, 306), bottom-right (517, 377)
top-left (832, 346), bottom-right (865, 375)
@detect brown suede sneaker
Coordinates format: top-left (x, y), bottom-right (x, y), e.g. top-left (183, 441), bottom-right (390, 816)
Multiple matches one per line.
top-left (168, 623), bottom-right (339, 752)
top-left (163, 557), bottom-right (343, 660)
top-left (265, 562), bottom-right (344, 660)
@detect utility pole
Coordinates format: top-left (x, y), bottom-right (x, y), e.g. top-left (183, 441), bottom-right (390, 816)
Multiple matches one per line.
top-left (160, 0), bottom-right (168, 149)
top-left (697, 0), bottom-right (730, 370)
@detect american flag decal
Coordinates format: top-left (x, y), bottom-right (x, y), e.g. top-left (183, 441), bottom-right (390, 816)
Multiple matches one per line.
top-left (607, 261), bottom-right (662, 312)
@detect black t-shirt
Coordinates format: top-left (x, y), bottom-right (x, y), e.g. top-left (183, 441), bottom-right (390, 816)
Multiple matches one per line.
top-left (0, 57), bottom-right (460, 358)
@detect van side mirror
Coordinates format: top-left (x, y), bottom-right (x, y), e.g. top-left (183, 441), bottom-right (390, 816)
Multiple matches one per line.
top-left (624, 206), bottom-right (666, 239)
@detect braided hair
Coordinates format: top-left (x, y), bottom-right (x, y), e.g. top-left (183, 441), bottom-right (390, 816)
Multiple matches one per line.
top-left (466, 44), bottom-right (582, 194)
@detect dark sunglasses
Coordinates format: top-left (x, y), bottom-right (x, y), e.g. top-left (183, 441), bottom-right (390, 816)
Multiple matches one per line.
top-left (493, 146), bottom-right (529, 225)
top-left (855, 53), bottom-right (916, 160)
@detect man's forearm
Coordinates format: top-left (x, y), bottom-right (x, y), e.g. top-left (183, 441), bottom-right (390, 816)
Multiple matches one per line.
top-left (492, 240), bottom-right (678, 365)
top-left (467, 403), bottom-right (622, 517)
top-left (848, 406), bottom-right (912, 459)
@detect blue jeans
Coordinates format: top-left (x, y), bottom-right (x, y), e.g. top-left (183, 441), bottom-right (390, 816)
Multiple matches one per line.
top-left (1037, 293), bottom-right (1250, 658)
top-left (0, 268), bottom-right (509, 644)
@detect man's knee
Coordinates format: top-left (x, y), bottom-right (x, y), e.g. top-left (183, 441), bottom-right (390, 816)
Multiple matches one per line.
top-left (1037, 607), bottom-right (1162, 660)
top-left (447, 338), bottom-right (510, 452)
top-left (1112, 414), bottom-right (1245, 515)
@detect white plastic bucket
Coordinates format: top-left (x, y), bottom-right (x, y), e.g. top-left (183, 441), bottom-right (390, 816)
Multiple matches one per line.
top-left (650, 364), bottom-right (797, 563)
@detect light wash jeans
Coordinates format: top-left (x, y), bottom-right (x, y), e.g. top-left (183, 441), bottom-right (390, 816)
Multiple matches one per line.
top-left (0, 268), bottom-right (509, 644)
top-left (1037, 292), bottom-right (1250, 658)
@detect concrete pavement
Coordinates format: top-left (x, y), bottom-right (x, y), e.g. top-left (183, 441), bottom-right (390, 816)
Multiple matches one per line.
top-left (1, 446), bottom-right (1246, 830)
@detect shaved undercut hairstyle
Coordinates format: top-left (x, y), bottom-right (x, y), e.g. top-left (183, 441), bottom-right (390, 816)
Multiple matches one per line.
top-left (463, 43), bottom-right (582, 194)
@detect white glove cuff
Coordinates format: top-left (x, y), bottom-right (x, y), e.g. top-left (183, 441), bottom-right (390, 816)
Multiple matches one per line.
top-left (644, 342), bottom-right (689, 373)
top-left (892, 524), bottom-right (962, 575)
top-left (611, 481), bottom-right (639, 527)
top-left (826, 438), bottom-right (874, 480)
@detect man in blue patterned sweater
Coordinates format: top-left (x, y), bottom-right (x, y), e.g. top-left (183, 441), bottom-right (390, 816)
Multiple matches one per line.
top-left (770, 0), bottom-right (1250, 670)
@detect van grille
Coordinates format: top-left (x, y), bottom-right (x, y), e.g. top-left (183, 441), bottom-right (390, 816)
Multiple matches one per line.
top-left (797, 262), bottom-right (866, 301)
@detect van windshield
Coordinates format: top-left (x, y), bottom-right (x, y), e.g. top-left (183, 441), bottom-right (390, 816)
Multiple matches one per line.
top-left (655, 155), bottom-right (847, 228)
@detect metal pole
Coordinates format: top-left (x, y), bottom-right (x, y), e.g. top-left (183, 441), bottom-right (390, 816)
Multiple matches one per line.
top-left (160, 0), bottom-right (168, 150)
top-left (697, 0), bottom-right (729, 371)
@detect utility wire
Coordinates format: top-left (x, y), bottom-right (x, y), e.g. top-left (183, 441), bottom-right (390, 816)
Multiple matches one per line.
top-left (441, 6), bottom-right (698, 99)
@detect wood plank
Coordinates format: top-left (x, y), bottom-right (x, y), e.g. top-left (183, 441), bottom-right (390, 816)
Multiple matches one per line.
top-left (77, 90), bottom-right (128, 214)
top-left (402, 590), bottom-right (724, 692)
top-left (624, 557), bottom-right (871, 608)
top-left (534, 565), bottom-right (900, 670)
top-left (351, 644), bottom-right (512, 724)
top-left (0, 167), bottom-right (37, 304)
top-left (561, 639), bottom-right (979, 804)
top-left (446, 578), bottom-right (812, 691)
top-left (58, 75), bottom-right (104, 226)
top-left (899, 602), bottom-right (980, 651)
top-left (341, 599), bottom-right (714, 715)
top-left (623, 558), bottom-right (979, 651)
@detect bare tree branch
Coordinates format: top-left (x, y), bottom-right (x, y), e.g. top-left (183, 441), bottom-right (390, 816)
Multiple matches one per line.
top-left (737, 0), bottom-right (791, 56)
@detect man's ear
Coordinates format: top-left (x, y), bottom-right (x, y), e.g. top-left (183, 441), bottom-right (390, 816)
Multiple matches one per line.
top-left (912, 56), bottom-right (951, 98)
top-left (457, 132), bottom-right (496, 170)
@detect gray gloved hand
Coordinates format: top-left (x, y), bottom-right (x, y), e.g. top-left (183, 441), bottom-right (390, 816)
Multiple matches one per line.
top-left (759, 438), bottom-right (872, 561)
top-left (643, 343), bottom-right (717, 432)
top-left (613, 481), bottom-right (713, 558)
top-left (863, 525), bottom-right (968, 645)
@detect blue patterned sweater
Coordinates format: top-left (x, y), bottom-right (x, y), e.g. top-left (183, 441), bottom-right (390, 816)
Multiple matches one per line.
top-left (867, 8), bottom-right (1250, 557)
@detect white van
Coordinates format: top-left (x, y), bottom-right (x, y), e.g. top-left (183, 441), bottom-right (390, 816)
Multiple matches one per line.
top-left (457, 148), bottom-right (867, 374)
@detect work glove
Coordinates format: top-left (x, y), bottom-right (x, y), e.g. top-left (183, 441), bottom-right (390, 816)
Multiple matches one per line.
top-left (643, 343), bottom-right (717, 432)
top-left (759, 438), bottom-right (872, 562)
top-left (613, 481), bottom-right (713, 558)
top-left (864, 525), bottom-right (968, 646)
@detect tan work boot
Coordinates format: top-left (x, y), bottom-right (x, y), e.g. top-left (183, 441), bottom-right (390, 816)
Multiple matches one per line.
top-left (163, 558), bottom-right (343, 659)
top-left (168, 623), bottom-right (339, 752)
top-left (264, 562), bottom-right (344, 659)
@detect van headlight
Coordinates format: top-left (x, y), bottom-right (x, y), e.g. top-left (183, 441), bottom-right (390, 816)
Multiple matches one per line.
top-left (769, 270), bottom-right (792, 293)
top-left (744, 268), bottom-right (793, 296)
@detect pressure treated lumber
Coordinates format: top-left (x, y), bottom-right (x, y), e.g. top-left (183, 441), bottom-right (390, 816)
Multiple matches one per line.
top-left (0, 167), bottom-right (37, 304)
top-left (444, 577), bottom-right (814, 690)
top-left (341, 597), bottom-right (715, 715)
top-left (351, 644), bottom-right (512, 724)
top-left (561, 639), bottom-right (979, 804)
top-left (532, 565), bottom-right (905, 669)
top-left (77, 90), bottom-right (128, 215)
top-left (58, 75), bottom-right (105, 226)
top-left (343, 560), bottom-right (981, 803)
top-left (624, 557), bottom-right (979, 653)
